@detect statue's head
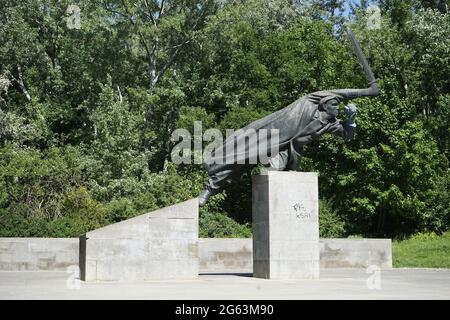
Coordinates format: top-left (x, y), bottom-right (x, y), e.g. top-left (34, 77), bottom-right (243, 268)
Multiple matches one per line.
top-left (319, 96), bottom-right (342, 118)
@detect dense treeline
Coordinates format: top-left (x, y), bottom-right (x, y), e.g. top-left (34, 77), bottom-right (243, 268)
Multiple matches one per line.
top-left (0, 0), bottom-right (448, 238)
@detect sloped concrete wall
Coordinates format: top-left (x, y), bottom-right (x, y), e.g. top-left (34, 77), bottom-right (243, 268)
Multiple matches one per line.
top-left (80, 198), bottom-right (199, 281)
top-left (0, 238), bottom-right (78, 271)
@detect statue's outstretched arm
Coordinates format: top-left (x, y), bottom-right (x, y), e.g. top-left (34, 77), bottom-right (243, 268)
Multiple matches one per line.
top-left (329, 82), bottom-right (381, 100)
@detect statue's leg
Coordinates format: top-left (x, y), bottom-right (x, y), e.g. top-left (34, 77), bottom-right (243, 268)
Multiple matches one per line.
top-left (285, 142), bottom-right (302, 171)
top-left (200, 164), bottom-right (249, 206)
top-left (207, 166), bottom-right (235, 194)
top-left (267, 150), bottom-right (289, 171)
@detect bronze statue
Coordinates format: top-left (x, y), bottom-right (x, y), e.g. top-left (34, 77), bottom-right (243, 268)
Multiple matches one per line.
top-left (199, 29), bottom-right (381, 207)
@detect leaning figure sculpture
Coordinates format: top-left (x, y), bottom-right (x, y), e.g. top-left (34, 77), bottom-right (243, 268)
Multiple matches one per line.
top-left (199, 29), bottom-right (381, 207)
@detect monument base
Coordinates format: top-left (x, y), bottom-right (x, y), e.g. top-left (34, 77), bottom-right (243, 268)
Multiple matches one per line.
top-left (252, 171), bottom-right (320, 279)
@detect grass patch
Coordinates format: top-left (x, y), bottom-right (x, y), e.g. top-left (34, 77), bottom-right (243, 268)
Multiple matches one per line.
top-left (393, 232), bottom-right (450, 268)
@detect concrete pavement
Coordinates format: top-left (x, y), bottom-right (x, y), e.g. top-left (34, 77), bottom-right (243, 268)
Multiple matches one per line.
top-left (1, 268), bottom-right (449, 300)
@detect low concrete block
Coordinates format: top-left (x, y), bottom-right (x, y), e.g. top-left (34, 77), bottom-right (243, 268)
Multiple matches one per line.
top-left (0, 237), bottom-right (392, 273)
top-left (199, 238), bottom-right (392, 273)
top-left (80, 198), bottom-right (199, 281)
top-left (0, 238), bottom-right (79, 271)
top-left (199, 238), bottom-right (252, 272)
top-left (252, 171), bottom-right (320, 279)
top-left (320, 239), bottom-right (392, 268)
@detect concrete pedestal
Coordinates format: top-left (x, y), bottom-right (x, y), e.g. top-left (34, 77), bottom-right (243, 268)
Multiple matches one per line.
top-left (79, 198), bottom-right (198, 281)
top-left (252, 171), bottom-right (319, 279)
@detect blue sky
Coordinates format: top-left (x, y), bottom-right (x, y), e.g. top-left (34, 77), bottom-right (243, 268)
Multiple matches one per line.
top-left (342, 0), bottom-right (363, 16)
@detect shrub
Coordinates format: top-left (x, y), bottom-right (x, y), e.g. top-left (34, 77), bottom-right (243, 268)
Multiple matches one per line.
top-left (47, 186), bottom-right (108, 237)
top-left (319, 199), bottom-right (346, 238)
top-left (106, 198), bottom-right (137, 223)
top-left (199, 211), bottom-right (252, 238)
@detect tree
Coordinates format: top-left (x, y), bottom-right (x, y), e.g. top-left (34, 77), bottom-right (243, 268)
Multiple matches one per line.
top-left (0, 0), bottom-right (448, 238)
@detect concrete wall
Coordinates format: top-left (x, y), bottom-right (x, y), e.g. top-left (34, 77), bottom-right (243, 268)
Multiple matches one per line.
top-left (319, 239), bottom-right (392, 268)
top-left (199, 238), bottom-right (253, 273)
top-left (199, 238), bottom-right (392, 273)
top-left (80, 198), bottom-right (199, 281)
top-left (0, 238), bottom-right (78, 271)
top-left (0, 237), bottom-right (392, 272)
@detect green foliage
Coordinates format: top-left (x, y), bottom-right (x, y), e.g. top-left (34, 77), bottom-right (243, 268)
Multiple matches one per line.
top-left (0, 145), bottom-right (82, 219)
top-left (0, 1), bottom-right (448, 240)
top-left (309, 98), bottom-right (448, 236)
top-left (47, 186), bottom-right (108, 237)
top-left (0, 209), bottom-right (49, 237)
top-left (106, 198), bottom-right (137, 223)
top-left (319, 199), bottom-right (346, 238)
top-left (197, 185), bottom-right (251, 238)
top-left (199, 211), bottom-right (252, 238)
top-left (424, 171), bottom-right (450, 232)
top-left (220, 106), bottom-right (271, 130)
top-left (393, 231), bottom-right (450, 268)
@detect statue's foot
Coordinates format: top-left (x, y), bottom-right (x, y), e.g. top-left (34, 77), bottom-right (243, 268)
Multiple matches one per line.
top-left (199, 188), bottom-right (213, 207)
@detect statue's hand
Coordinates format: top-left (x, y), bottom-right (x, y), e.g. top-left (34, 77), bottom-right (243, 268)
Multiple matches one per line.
top-left (344, 104), bottom-right (357, 117)
top-left (370, 81), bottom-right (381, 96)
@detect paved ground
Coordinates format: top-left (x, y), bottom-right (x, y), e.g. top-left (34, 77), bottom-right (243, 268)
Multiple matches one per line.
top-left (1, 268), bottom-right (449, 300)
